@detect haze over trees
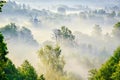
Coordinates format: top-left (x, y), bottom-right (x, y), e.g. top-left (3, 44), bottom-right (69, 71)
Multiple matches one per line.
top-left (0, 23), bottom-right (39, 46)
top-left (1, 0), bottom-right (120, 80)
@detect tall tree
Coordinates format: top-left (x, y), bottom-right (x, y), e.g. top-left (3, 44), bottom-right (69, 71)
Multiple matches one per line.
top-left (0, 32), bottom-right (8, 80)
top-left (18, 60), bottom-right (38, 80)
top-left (38, 45), bottom-right (66, 80)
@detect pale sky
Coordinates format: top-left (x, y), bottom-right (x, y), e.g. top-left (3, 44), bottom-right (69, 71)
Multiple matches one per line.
top-left (8, 0), bottom-right (120, 10)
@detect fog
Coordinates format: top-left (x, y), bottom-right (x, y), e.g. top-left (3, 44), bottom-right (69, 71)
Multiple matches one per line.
top-left (1, 0), bottom-right (120, 80)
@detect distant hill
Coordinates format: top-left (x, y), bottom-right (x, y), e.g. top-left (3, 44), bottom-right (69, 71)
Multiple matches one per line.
top-left (0, 23), bottom-right (39, 46)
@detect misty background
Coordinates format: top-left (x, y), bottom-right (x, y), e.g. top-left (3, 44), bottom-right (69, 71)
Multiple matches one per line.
top-left (0, 0), bottom-right (120, 79)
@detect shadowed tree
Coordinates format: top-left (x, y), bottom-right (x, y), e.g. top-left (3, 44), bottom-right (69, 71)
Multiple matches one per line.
top-left (53, 26), bottom-right (75, 42)
top-left (0, 32), bottom-right (8, 79)
top-left (112, 22), bottom-right (120, 39)
top-left (0, 0), bottom-right (6, 12)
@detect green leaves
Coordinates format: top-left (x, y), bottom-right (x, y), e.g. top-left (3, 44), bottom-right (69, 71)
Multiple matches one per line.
top-left (18, 60), bottom-right (38, 80)
top-left (38, 44), bottom-right (66, 80)
top-left (89, 46), bottom-right (120, 80)
top-left (114, 22), bottom-right (120, 29)
top-left (53, 26), bottom-right (75, 42)
top-left (0, 0), bottom-right (6, 12)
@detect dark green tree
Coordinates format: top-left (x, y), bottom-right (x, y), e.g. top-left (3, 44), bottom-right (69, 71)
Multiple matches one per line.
top-left (0, 32), bottom-right (8, 80)
top-left (0, 33), bottom-right (21, 80)
top-left (0, 0), bottom-right (6, 12)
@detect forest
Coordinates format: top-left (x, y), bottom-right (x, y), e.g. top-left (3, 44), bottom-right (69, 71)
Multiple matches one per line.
top-left (1, 0), bottom-right (120, 80)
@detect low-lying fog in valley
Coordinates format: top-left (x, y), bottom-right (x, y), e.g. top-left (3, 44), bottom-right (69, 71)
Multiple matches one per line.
top-left (1, 0), bottom-right (120, 79)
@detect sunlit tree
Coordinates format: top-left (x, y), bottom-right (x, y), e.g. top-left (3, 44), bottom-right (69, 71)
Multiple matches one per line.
top-left (18, 60), bottom-right (38, 80)
top-left (38, 44), bottom-right (66, 80)
top-left (89, 46), bottom-right (120, 80)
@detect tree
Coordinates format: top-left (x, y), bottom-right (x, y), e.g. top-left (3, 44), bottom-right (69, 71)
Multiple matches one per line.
top-left (92, 24), bottom-right (102, 37)
top-left (53, 26), bottom-right (75, 42)
top-left (89, 46), bottom-right (120, 80)
top-left (18, 60), bottom-right (37, 80)
top-left (4, 59), bottom-right (21, 80)
top-left (0, 32), bottom-right (8, 80)
top-left (111, 61), bottom-right (120, 80)
top-left (38, 45), bottom-right (66, 80)
top-left (112, 22), bottom-right (120, 39)
top-left (38, 74), bottom-right (45, 80)
top-left (0, 0), bottom-right (6, 12)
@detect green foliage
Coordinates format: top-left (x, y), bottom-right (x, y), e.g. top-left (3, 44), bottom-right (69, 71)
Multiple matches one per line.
top-left (0, 0), bottom-right (6, 12)
top-left (18, 60), bottom-right (38, 80)
top-left (112, 22), bottom-right (120, 39)
top-left (0, 32), bottom-right (8, 61)
top-left (114, 22), bottom-right (120, 29)
top-left (111, 61), bottom-right (120, 80)
top-left (0, 32), bottom-right (8, 80)
top-left (0, 32), bottom-right (22, 80)
top-left (0, 23), bottom-right (18, 37)
top-left (89, 47), bottom-right (120, 80)
top-left (38, 74), bottom-right (45, 80)
top-left (38, 45), bottom-right (65, 72)
top-left (38, 44), bottom-right (66, 80)
top-left (4, 59), bottom-right (21, 80)
top-left (0, 23), bottom-right (38, 46)
top-left (54, 26), bottom-right (75, 41)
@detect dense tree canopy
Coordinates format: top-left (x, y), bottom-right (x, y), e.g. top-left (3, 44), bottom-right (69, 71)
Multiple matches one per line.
top-left (0, 32), bottom-right (8, 79)
top-left (18, 60), bottom-right (38, 80)
top-left (89, 46), bottom-right (120, 80)
top-left (38, 45), bottom-right (67, 80)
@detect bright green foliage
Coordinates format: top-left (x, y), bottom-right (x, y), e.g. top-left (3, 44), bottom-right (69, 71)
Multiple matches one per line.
top-left (111, 61), bottom-right (120, 80)
top-left (54, 26), bottom-right (75, 41)
top-left (0, 0), bottom-right (6, 12)
top-left (38, 45), bottom-right (66, 80)
top-left (18, 60), bottom-right (38, 80)
top-left (88, 69), bottom-right (97, 80)
top-left (89, 47), bottom-right (120, 80)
